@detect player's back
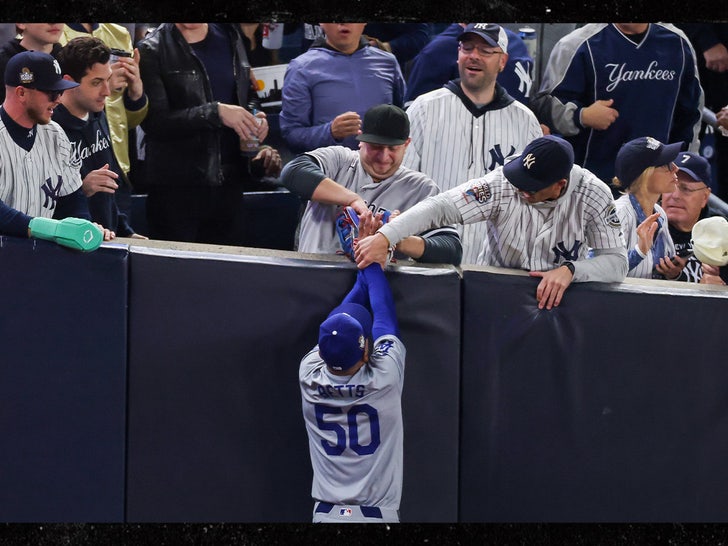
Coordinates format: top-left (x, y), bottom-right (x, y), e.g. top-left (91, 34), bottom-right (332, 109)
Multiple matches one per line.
top-left (299, 334), bottom-right (405, 509)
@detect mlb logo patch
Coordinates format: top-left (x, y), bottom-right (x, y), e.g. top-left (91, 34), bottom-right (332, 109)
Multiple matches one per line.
top-left (339, 508), bottom-right (353, 517)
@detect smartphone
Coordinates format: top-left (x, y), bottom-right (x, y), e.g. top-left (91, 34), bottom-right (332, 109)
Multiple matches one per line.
top-left (675, 247), bottom-right (694, 259)
top-left (109, 48), bottom-right (132, 63)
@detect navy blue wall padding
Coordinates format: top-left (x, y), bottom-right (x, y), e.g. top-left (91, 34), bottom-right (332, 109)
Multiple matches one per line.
top-left (459, 269), bottom-right (728, 522)
top-left (126, 249), bottom-right (460, 522)
top-left (0, 237), bottom-right (128, 522)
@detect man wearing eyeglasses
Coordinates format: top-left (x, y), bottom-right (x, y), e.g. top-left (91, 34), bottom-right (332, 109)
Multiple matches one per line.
top-left (402, 23), bottom-right (543, 265)
top-left (0, 50), bottom-right (114, 249)
top-left (662, 151), bottom-right (727, 282)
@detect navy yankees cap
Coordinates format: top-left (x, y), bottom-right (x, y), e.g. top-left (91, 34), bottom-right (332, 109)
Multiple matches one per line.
top-left (458, 23), bottom-right (509, 51)
top-left (4, 51), bottom-right (79, 92)
top-left (357, 104), bottom-right (409, 146)
top-left (318, 303), bottom-right (373, 372)
top-left (503, 135), bottom-right (574, 192)
top-left (676, 151), bottom-right (712, 185)
top-left (614, 136), bottom-right (683, 189)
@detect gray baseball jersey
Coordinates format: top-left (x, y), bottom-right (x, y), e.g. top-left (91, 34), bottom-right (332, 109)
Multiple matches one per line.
top-left (297, 145), bottom-right (443, 254)
top-left (0, 119), bottom-right (82, 217)
top-left (614, 194), bottom-right (675, 279)
top-left (299, 334), bottom-right (406, 512)
top-left (403, 84), bottom-right (543, 264)
top-left (379, 164), bottom-right (626, 280)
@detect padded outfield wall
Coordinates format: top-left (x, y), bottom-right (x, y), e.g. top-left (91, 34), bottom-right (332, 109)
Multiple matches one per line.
top-left (2, 237), bottom-right (728, 522)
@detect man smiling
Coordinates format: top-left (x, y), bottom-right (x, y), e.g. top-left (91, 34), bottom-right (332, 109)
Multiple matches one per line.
top-left (280, 103), bottom-right (461, 265)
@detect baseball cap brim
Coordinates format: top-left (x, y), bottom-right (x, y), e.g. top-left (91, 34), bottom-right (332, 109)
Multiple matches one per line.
top-left (655, 141), bottom-right (683, 166)
top-left (458, 30), bottom-right (500, 49)
top-left (503, 155), bottom-right (542, 192)
top-left (356, 133), bottom-right (407, 146)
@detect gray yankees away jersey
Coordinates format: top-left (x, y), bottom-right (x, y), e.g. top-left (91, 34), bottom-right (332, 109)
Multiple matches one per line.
top-left (403, 85), bottom-right (543, 264)
top-left (298, 145), bottom-right (442, 254)
top-left (0, 119), bottom-right (82, 217)
top-left (299, 334), bottom-right (406, 509)
top-left (379, 164), bottom-right (627, 281)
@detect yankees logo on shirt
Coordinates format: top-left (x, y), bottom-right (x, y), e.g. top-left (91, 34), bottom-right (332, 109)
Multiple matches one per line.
top-left (403, 80), bottom-right (543, 264)
top-left (0, 119), bottom-right (83, 218)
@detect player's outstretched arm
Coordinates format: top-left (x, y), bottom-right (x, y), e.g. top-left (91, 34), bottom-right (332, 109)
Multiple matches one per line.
top-left (361, 264), bottom-right (399, 338)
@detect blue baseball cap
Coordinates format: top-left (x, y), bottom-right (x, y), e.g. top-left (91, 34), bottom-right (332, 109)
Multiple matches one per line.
top-left (4, 51), bottom-right (79, 92)
top-left (458, 23), bottom-right (509, 51)
top-left (676, 151), bottom-right (712, 184)
top-left (318, 303), bottom-right (373, 371)
top-left (614, 136), bottom-right (683, 188)
top-left (503, 135), bottom-right (575, 192)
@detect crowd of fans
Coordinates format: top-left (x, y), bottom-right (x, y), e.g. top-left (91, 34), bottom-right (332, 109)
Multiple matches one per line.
top-left (2, 22), bottom-right (728, 286)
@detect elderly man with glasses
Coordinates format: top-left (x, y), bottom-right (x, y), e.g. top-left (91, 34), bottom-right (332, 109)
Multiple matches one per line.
top-left (662, 151), bottom-right (728, 282)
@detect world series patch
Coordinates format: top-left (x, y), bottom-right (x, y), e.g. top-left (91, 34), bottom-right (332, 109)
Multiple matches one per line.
top-left (604, 204), bottom-right (621, 228)
top-left (463, 182), bottom-right (492, 204)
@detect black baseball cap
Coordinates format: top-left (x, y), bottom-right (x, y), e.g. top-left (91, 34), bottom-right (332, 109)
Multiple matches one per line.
top-left (503, 135), bottom-right (575, 192)
top-left (614, 136), bottom-right (683, 189)
top-left (4, 51), bottom-right (79, 92)
top-left (356, 104), bottom-right (410, 146)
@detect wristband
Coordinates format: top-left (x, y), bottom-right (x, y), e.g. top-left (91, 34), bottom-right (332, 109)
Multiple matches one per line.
top-left (563, 261), bottom-right (575, 276)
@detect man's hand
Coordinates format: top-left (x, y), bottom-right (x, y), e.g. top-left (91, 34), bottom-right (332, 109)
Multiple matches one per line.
top-left (355, 232), bottom-right (390, 269)
top-left (219, 103), bottom-right (266, 141)
top-left (655, 255), bottom-right (686, 280)
top-left (112, 48), bottom-right (145, 100)
top-left (529, 265), bottom-right (574, 310)
top-left (253, 146), bottom-right (282, 176)
top-left (82, 164), bottom-right (119, 197)
top-left (581, 99), bottom-right (619, 130)
top-left (330, 111), bottom-right (362, 141)
top-left (717, 106), bottom-right (728, 131)
top-left (704, 43), bottom-right (728, 73)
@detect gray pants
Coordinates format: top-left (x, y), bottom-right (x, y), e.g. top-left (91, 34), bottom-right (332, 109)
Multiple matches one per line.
top-left (312, 501), bottom-right (400, 523)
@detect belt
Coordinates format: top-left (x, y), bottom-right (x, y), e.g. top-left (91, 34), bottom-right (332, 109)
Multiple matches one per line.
top-left (315, 501), bottom-right (382, 519)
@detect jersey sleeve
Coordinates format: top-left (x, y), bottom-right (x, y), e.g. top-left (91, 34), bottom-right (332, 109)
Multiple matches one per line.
top-left (361, 263), bottom-right (399, 339)
top-left (530, 26), bottom-right (604, 136)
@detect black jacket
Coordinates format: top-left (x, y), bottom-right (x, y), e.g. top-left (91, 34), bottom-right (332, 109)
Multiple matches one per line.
top-left (137, 23), bottom-right (255, 188)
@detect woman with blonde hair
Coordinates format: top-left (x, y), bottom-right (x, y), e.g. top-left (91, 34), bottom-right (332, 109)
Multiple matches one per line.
top-left (612, 136), bottom-right (686, 279)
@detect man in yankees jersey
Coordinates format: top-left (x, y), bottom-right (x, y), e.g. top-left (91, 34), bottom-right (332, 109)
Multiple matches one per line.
top-left (281, 103), bottom-right (461, 265)
top-left (531, 23), bottom-right (703, 191)
top-left (299, 255), bottom-right (405, 523)
top-left (355, 135), bottom-right (628, 310)
top-left (402, 23), bottom-right (543, 265)
top-left (0, 50), bottom-right (112, 249)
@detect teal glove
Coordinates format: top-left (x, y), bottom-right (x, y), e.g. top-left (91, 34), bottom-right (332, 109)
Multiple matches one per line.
top-left (28, 217), bottom-right (103, 252)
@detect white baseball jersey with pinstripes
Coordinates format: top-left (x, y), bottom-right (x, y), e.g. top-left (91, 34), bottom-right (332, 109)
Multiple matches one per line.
top-left (298, 146), bottom-right (444, 254)
top-left (403, 85), bottom-right (543, 264)
top-left (382, 164), bottom-right (624, 272)
top-left (0, 119), bottom-right (82, 217)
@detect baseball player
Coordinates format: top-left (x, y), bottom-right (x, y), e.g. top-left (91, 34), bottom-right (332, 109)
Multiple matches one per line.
top-left (299, 260), bottom-right (405, 523)
top-left (0, 50), bottom-right (109, 250)
top-left (402, 23), bottom-right (543, 265)
top-left (281, 103), bottom-right (461, 265)
top-left (355, 135), bottom-right (629, 310)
